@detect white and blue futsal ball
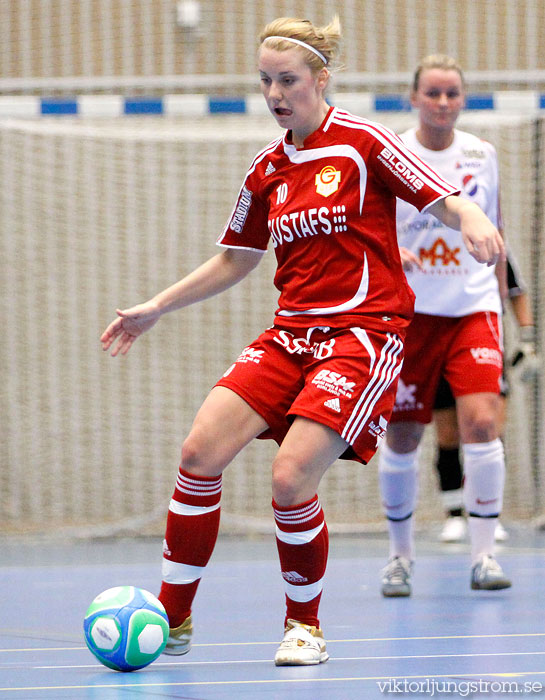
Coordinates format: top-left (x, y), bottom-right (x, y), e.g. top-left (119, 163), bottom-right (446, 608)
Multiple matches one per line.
top-left (83, 586), bottom-right (169, 672)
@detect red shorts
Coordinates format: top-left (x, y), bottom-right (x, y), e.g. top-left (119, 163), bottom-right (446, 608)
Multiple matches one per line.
top-left (390, 311), bottom-right (503, 424)
top-left (215, 325), bottom-right (405, 464)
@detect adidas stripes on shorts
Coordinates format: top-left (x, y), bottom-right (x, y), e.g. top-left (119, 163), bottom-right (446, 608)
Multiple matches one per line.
top-left (215, 324), bottom-right (404, 464)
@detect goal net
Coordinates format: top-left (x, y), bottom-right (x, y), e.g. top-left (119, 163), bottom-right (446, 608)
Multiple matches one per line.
top-left (1, 109), bottom-right (543, 536)
top-left (2, 0), bottom-right (545, 95)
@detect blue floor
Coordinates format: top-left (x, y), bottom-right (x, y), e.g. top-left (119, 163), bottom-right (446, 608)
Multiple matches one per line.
top-left (1, 528), bottom-right (545, 699)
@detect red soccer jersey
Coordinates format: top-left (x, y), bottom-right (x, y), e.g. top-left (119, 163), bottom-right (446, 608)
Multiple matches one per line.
top-left (217, 106), bottom-right (459, 335)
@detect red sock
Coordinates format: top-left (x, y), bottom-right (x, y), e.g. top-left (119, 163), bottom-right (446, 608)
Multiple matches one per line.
top-left (273, 494), bottom-right (328, 628)
top-left (158, 468), bottom-right (222, 627)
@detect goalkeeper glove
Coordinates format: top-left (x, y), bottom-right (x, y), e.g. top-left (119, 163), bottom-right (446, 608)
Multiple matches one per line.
top-left (510, 326), bottom-right (540, 383)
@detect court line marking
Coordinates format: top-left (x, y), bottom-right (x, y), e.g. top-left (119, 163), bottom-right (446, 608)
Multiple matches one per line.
top-left (2, 631), bottom-right (545, 653)
top-left (26, 649), bottom-right (545, 670)
top-left (2, 671), bottom-right (545, 692)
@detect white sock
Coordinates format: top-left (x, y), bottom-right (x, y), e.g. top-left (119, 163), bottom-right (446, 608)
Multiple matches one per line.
top-left (378, 442), bottom-right (419, 560)
top-left (462, 439), bottom-right (505, 563)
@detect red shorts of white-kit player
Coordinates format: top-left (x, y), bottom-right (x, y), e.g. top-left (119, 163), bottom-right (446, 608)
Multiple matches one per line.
top-left (215, 325), bottom-right (404, 464)
top-left (390, 311), bottom-right (503, 424)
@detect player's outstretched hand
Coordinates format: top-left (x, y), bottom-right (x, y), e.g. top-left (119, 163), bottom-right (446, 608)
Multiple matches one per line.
top-left (458, 204), bottom-right (505, 267)
top-left (101, 301), bottom-right (161, 356)
top-left (462, 224), bottom-right (505, 267)
top-left (429, 197), bottom-right (505, 267)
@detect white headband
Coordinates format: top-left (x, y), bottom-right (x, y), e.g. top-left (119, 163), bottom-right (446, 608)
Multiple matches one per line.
top-left (265, 36), bottom-right (328, 65)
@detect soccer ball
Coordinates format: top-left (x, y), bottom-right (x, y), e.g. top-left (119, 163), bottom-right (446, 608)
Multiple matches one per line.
top-left (83, 586), bottom-right (169, 672)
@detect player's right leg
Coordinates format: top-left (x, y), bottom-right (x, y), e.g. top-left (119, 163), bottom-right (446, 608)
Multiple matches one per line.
top-left (160, 386), bottom-right (268, 654)
top-left (379, 421), bottom-right (424, 597)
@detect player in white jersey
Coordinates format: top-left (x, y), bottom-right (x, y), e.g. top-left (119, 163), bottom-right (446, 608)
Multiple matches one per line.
top-left (101, 26), bottom-right (503, 665)
top-left (378, 54), bottom-right (512, 597)
top-left (397, 129), bottom-right (502, 317)
top-left (434, 251), bottom-right (539, 544)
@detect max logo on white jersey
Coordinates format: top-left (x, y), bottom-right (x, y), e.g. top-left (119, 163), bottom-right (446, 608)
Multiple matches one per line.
top-left (420, 237), bottom-right (461, 266)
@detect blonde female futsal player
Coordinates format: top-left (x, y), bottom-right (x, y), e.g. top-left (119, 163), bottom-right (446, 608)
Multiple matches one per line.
top-left (379, 55), bottom-right (512, 597)
top-left (101, 23), bottom-right (503, 665)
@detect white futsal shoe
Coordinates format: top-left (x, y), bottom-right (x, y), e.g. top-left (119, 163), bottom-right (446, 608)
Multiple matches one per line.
top-left (470, 555), bottom-right (512, 590)
top-left (163, 614), bottom-right (193, 655)
top-left (381, 556), bottom-right (413, 597)
top-left (495, 521), bottom-right (509, 542)
top-left (274, 619), bottom-right (329, 666)
top-left (440, 515), bottom-right (468, 543)
top-left (440, 516), bottom-right (508, 543)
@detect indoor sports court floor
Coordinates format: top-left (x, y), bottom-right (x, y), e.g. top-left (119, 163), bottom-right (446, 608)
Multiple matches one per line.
top-left (2, 527), bottom-right (545, 699)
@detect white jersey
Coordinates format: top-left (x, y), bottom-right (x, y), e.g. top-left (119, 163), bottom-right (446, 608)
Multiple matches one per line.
top-left (396, 127), bottom-right (502, 316)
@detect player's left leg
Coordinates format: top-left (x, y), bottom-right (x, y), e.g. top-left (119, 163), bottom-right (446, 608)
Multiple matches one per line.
top-left (457, 392), bottom-right (511, 590)
top-left (378, 421), bottom-right (424, 597)
top-left (160, 387), bottom-right (269, 654)
top-left (433, 403), bottom-right (467, 542)
top-left (494, 392), bottom-right (509, 541)
top-left (377, 313), bottom-right (449, 595)
top-left (271, 417), bottom-right (348, 666)
top-left (446, 311), bottom-right (510, 589)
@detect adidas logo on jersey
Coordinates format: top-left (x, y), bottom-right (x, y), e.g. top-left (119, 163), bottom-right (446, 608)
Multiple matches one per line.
top-left (324, 397), bottom-right (341, 412)
top-left (265, 162), bottom-right (276, 176)
top-left (282, 571), bottom-right (308, 583)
